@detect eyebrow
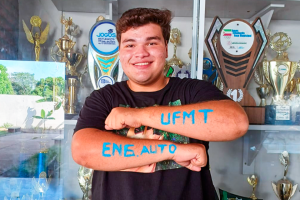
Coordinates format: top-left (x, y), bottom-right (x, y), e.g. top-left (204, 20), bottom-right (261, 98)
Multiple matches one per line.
top-left (121, 36), bottom-right (163, 44)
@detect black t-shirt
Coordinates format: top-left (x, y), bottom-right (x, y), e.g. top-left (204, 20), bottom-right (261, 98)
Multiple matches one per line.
top-left (74, 77), bottom-right (230, 200)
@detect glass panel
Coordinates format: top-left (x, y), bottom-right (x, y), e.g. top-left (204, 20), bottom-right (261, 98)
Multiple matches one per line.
top-left (203, 0), bottom-right (300, 199)
top-left (0, 60), bottom-right (65, 199)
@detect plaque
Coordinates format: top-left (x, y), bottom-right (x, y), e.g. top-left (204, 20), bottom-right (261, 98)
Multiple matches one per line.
top-left (88, 16), bottom-right (120, 90)
top-left (205, 17), bottom-right (268, 124)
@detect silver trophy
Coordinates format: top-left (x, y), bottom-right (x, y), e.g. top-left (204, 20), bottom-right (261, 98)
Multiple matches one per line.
top-left (272, 151), bottom-right (297, 200)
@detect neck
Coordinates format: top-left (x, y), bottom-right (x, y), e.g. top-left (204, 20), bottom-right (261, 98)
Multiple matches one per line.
top-left (127, 76), bottom-right (170, 92)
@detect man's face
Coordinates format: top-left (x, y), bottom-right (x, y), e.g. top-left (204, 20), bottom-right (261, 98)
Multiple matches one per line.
top-left (119, 23), bottom-right (168, 87)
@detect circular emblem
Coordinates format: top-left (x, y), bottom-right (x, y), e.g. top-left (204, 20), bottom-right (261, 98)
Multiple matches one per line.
top-left (270, 32), bottom-right (291, 53)
top-left (277, 64), bottom-right (288, 75)
top-left (97, 75), bottom-right (114, 88)
top-left (89, 20), bottom-right (119, 55)
top-left (226, 89), bottom-right (243, 102)
top-left (220, 21), bottom-right (254, 56)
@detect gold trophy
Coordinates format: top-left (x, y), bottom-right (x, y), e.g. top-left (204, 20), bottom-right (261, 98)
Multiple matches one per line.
top-left (51, 15), bottom-right (87, 115)
top-left (263, 32), bottom-right (298, 124)
top-left (247, 175), bottom-right (258, 200)
top-left (22, 16), bottom-right (49, 61)
top-left (254, 55), bottom-right (270, 106)
top-left (167, 28), bottom-right (183, 75)
top-left (272, 151), bottom-right (297, 200)
top-left (284, 78), bottom-right (296, 100)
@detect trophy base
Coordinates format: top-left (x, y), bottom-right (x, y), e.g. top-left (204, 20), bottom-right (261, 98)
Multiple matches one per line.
top-left (294, 112), bottom-right (300, 125)
top-left (265, 105), bottom-right (293, 125)
top-left (243, 106), bottom-right (265, 125)
top-left (65, 113), bottom-right (79, 120)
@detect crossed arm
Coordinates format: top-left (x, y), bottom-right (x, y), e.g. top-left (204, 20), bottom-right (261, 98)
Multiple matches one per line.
top-left (72, 99), bottom-right (249, 172)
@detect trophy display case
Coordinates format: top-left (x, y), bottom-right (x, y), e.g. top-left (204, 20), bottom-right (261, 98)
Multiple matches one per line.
top-left (0, 0), bottom-right (300, 199)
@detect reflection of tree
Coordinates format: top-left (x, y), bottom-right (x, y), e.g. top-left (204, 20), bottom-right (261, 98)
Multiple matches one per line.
top-left (31, 77), bottom-right (65, 101)
top-left (10, 72), bottom-right (36, 95)
top-left (0, 64), bottom-right (14, 94)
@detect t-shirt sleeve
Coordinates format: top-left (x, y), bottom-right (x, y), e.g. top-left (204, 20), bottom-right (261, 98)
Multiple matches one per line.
top-left (187, 79), bottom-right (231, 103)
top-left (74, 89), bottom-right (112, 133)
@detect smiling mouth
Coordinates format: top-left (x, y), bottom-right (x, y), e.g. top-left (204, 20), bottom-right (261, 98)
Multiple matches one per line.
top-left (133, 62), bottom-right (151, 66)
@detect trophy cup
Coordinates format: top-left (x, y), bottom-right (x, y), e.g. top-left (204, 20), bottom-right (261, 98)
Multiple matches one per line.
top-left (166, 28), bottom-right (184, 77)
top-left (205, 17), bottom-right (268, 124)
top-left (254, 54), bottom-right (270, 106)
top-left (88, 16), bottom-right (120, 90)
top-left (263, 32), bottom-right (298, 125)
top-left (284, 78), bottom-right (296, 100)
top-left (22, 16), bottom-right (49, 61)
top-left (247, 175), bottom-right (258, 200)
top-left (272, 151), bottom-right (297, 200)
top-left (78, 166), bottom-right (94, 200)
top-left (51, 15), bottom-right (87, 116)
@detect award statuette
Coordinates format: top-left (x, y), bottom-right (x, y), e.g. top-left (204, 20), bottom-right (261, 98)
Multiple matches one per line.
top-left (272, 151), bottom-right (297, 200)
top-left (254, 54), bottom-right (270, 106)
top-left (263, 32), bottom-right (298, 125)
top-left (22, 16), bottom-right (50, 61)
top-left (247, 175), bottom-right (258, 200)
top-left (51, 16), bottom-right (87, 116)
top-left (205, 17), bottom-right (268, 124)
top-left (166, 28), bottom-right (183, 77)
top-left (88, 16), bottom-right (120, 90)
top-left (78, 166), bottom-right (93, 200)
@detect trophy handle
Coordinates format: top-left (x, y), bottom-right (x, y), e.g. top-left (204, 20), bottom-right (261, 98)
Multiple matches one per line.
top-left (271, 182), bottom-right (280, 199)
top-left (291, 184), bottom-right (298, 197)
top-left (263, 61), bottom-right (271, 84)
top-left (82, 44), bottom-right (88, 58)
top-left (288, 62), bottom-right (298, 83)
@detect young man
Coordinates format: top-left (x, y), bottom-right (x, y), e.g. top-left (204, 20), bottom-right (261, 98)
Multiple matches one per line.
top-left (72, 8), bottom-right (249, 200)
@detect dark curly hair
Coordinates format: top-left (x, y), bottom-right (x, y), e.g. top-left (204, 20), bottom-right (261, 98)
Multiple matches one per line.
top-left (116, 8), bottom-right (172, 44)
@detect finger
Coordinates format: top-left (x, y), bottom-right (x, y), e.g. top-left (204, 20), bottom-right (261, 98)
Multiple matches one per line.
top-left (186, 162), bottom-right (202, 172)
top-left (105, 124), bottom-right (113, 130)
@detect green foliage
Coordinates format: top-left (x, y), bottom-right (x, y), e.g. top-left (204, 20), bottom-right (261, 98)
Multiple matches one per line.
top-left (0, 64), bottom-right (14, 94)
top-left (0, 122), bottom-right (14, 128)
top-left (10, 72), bottom-right (36, 95)
top-left (33, 109), bottom-right (55, 131)
top-left (31, 77), bottom-right (65, 101)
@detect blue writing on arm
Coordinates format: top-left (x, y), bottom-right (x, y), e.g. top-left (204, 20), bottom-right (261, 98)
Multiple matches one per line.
top-left (112, 143), bottom-right (122, 156)
top-left (124, 144), bottom-right (135, 157)
top-left (140, 145), bottom-right (150, 155)
top-left (198, 109), bottom-right (213, 123)
top-left (169, 144), bottom-right (177, 154)
top-left (102, 142), bottom-right (111, 157)
top-left (172, 111), bottom-right (181, 125)
top-left (150, 145), bottom-right (157, 154)
top-left (161, 113), bottom-right (171, 125)
top-left (183, 110), bottom-right (195, 124)
top-left (157, 144), bottom-right (167, 153)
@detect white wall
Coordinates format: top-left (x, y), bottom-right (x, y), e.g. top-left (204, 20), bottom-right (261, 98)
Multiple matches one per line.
top-left (0, 95), bottom-right (64, 130)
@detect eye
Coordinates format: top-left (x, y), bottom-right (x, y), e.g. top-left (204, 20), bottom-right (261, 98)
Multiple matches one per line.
top-left (148, 42), bottom-right (157, 46)
top-left (126, 44), bottom-right (134, 48)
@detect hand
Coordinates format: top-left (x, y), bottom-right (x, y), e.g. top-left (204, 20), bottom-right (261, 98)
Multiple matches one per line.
top-left (172, 143), bottom-right (207, 172)
top-left (105, 107), bottom-right (142, 130)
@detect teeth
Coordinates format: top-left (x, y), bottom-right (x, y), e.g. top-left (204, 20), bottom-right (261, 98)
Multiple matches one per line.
top-left (134, 62), bottom-right (149, 66)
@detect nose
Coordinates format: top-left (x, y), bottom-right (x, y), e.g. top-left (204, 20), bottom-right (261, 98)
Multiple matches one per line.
top-left (134, 45), bottom-right (150, 58)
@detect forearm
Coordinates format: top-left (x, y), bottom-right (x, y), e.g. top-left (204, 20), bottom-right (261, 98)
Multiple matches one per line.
top-left (140, 100), bottom-right (249, 141)
top-left (72, 128), bottom-right (176, 171)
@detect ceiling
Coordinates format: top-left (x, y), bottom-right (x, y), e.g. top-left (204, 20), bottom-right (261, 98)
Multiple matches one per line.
top-left (51, 0), bottom-right (300, 20)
